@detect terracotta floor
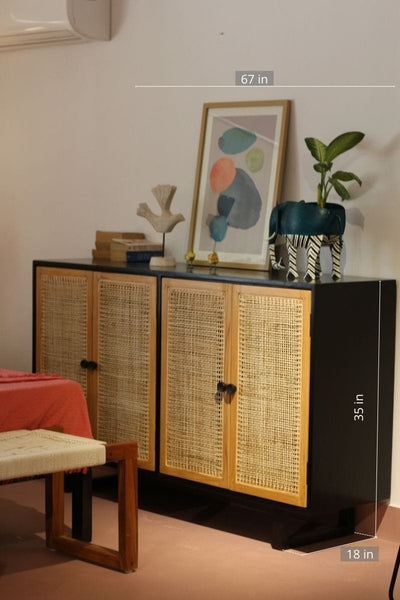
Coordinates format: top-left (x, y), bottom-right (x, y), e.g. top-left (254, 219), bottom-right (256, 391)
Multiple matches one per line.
top-left (0, 474), bottom-right (398, 600)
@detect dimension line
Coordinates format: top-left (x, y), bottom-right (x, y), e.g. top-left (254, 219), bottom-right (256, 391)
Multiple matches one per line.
top-left (375, 281), bottom-right (382, 537)
top-left (134, 84), bottom-right (396, 89)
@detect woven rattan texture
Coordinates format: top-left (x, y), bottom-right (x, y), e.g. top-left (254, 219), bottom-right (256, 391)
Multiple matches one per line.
top-left (97, 279), bottom-right (151, 461)
top-left (165, 286), bottom-right (226, 478)
top-left (236, 293), bottom-right (304, 495)
top-left (39, 274), bottom-right (88, 393)
top-left (0, 429), bottom-right (106, 480)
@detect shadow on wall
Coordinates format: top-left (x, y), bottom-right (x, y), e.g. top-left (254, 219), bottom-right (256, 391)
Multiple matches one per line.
top-left (280, 104), bottom-right (301, 204)
top-left (111, 0), bottom-right (129, 37)
top-left (344, 207), bottom-right (365, 229)
top-left (360, 132), bottom-right (400, 198)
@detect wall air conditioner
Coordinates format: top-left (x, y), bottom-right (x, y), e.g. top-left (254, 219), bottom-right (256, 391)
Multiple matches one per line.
top-left (0, 0), bottom-right (111, 51)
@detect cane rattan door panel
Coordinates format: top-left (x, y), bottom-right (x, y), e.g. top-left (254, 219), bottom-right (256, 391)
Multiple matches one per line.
top-left (94, 273), bottom-right (157, 470)
top-left (231, 286), bottom-right (311, 507)
top-left (160, 279), bottom-right (231, 487)
top-left (36, 267), bottom-right (92, 395)
top-left (36, 267), bottom-right (157, 471)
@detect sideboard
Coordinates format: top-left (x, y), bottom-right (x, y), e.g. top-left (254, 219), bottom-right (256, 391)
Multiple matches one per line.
top-left (32, 259), bottom-right (396, 548)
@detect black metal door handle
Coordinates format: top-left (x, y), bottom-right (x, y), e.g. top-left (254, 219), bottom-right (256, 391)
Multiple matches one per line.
top-left (226, 383), bottom-right (237, 396)
top-left (80, 359), bottom-right (98, 371)
top-left (215, 381), bottom-right (237, 403)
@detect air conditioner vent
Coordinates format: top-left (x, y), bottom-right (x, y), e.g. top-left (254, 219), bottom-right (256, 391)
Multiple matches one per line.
top-left (0, 0), bottom-right (111, 50)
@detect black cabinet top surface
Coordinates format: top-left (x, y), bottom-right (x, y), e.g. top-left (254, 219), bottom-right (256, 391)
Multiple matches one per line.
top-left (33, 258), bottom-right (395, 290)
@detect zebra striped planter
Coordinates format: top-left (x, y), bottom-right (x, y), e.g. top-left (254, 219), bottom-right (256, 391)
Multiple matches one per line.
top-left (268, 201), bottom-right (346, 281)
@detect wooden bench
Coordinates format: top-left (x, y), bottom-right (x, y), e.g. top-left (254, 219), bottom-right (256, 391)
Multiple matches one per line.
top-left (0, 429), bottom-right (138, 572)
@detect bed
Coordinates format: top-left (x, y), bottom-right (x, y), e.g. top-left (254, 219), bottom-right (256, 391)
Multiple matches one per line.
top-left (0, 367), bottom-right (94, 539)
top-left (0, 368), bottom-right (92, 438)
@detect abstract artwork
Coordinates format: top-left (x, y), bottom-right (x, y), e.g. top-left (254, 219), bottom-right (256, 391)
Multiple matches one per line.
top-left (188, 100), bottom-right (290, 269)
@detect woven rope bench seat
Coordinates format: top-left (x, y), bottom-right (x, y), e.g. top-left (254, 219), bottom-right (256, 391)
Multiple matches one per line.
top-left (0, 429), bottom-right (106, 480)
top-left (0, 429), bottom-right (138, 573)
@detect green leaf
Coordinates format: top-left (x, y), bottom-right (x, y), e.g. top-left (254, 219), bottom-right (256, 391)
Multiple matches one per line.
top-left (330, 178), bottom-right (351, 200)
top-left (331, 170), bottom-right (362, 186)
top-left (305, 137), bottom-right (327, 162)
top-left (313, 162), bottom-right (333, 173)
top-left (325, 131), bottom-right (365, 162)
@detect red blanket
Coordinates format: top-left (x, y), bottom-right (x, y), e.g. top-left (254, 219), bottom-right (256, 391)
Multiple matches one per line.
top-left (0, 369), bottom-right (93, 438)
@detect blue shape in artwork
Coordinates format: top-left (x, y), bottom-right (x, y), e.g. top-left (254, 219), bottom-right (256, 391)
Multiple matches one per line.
top-left (218, 127), bottom-right (257, 155)
top-left (217, 195), bottom-right (235, 218)
top-left (218, 168), bottom-right (261, 230)
top-left (209, 215), bottom-right (228, 242)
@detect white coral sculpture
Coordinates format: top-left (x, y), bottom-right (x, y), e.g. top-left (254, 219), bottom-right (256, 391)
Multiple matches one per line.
top-left (137, 185), bottom-right (185, 233)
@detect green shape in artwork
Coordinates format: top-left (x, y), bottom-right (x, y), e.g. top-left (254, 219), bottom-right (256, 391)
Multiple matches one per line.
top-left (246, 147), bottom-right (264, 172)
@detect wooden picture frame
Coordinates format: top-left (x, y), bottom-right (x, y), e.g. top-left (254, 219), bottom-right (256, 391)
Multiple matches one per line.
top-left (188, 100), bottom-right (290, 270)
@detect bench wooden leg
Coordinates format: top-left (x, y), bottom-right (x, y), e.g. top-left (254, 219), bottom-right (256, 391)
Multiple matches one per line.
top-left (46, 442), bottom-right (138, 572)
top-left (389, 545), bottom-right (400, 599)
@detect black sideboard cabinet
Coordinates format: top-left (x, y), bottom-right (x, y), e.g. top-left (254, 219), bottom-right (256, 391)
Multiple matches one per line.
top-left (33, 259), bottom-right (396, 549)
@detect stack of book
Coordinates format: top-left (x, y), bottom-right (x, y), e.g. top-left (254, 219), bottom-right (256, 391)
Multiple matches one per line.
top-left (110, 238), bottom-right (163, 263)
top-left (92, 231), bottom-right (145, 260)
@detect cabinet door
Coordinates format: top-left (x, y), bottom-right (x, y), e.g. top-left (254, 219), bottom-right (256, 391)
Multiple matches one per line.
top-left (93, 272), bottom-right (157, 470)
top-left (35, 267), bottom-right (93, 396)
top-left (160, 278), bottom-right (231, 487)
top-left (230, 286), bottom-right (311, 507)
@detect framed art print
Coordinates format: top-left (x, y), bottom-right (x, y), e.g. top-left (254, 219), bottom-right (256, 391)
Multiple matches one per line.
top-left (188, 100), bottom-right (290, 270)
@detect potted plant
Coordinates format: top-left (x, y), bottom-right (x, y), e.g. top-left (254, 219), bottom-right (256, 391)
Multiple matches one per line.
top-left (305, 131), bottom-right (365, 207)
top-left (268, 130), bottom-right (365, 280)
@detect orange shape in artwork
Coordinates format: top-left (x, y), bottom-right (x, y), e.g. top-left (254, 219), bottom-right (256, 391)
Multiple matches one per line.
top-left (209, 158), bottom-right (236, 194)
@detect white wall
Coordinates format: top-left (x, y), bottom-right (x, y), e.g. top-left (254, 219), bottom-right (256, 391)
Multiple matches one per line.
top-left (1, 0), bottom-right (399, 502)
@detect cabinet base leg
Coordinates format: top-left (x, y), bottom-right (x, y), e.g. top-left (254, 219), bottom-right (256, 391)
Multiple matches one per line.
top-left (65, 470), bottom-right (93, 542)
top-left (271, 508), bottom-right (355, 550)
